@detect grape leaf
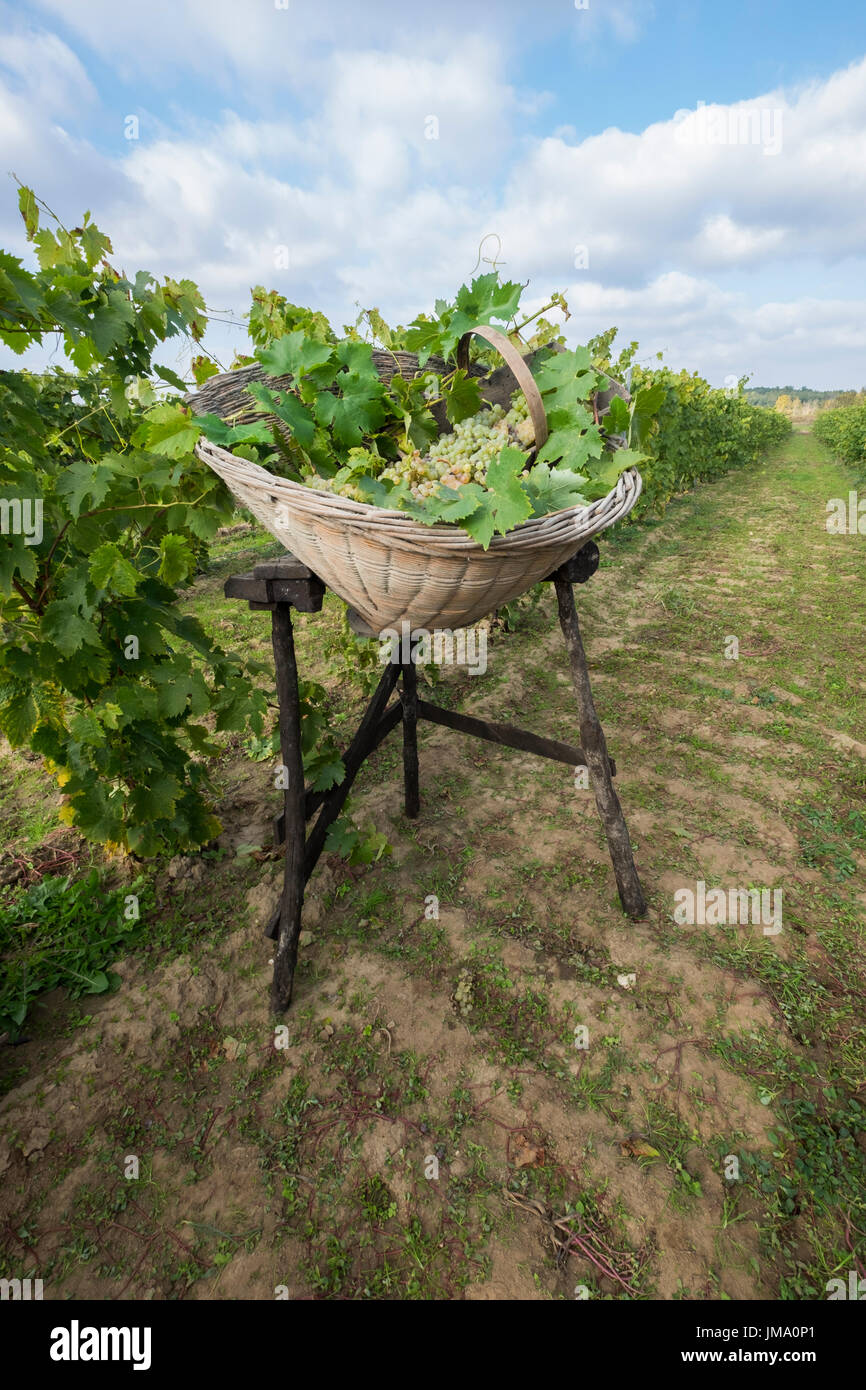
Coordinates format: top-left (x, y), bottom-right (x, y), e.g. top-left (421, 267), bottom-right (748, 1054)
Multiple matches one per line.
top-left (533, 346), bottom-right (594, 395)
top-left (334, 339), bottom-right (381, 386)
top-left (158, 534), bottom-right (196, 586)
top-left (356, 477), bottom-right (390, 506)
top-left (191, 355), bottom-right (220, 386)
top-left (129, 772), bottom-right (182, 819)
top-left (196, 408), bottom-right (276, 448)
top-left (461, 493), bottom-right (496, 550)
top-left (582, 448), bottom-right (645, 500)
top-left (305, 753), bottom-right (346, 792)
top-left (243, 384), bottom-right (317, 446)
top-left (485, 446), bottom-right (533, 534)
top-left (523, 462), bottom-right (590, 518)
top-left (629, 383), bottom-right (666, 446)
top-left (444, 369), bottom-right (482, 425)
top-left (447, 272), bottom-right (523, 346)
top-left (604, 394), bottom-right (631, 434)
top-left (0, 689), bottom-right (38, 746)
top-left (388, 373), bottom-right (438, 451)
top-left (536, 423), bottom-right (604, 473)
top-left (89, 542), bottom-right (141, 597)
top-left (88, 289), bottom-right (135, 357)
top-left (41, 600), bottom-right (103, 656)
top-left (0, 531), bottom-right (39, 594)
top-left (143, 403), bottom-right (202, 458)
top-left (434, 486), bottom-right (486, 522)
top-left (18, 185), bottom-right (39, 239)
top-left (402, 318), bottom-right (442, 366)
top-left (154, 363), bottom-right (189, 393)
top-left (257, 330), bottom-right (335, 381)
top-left (314, 389), bottom-right (386, 447)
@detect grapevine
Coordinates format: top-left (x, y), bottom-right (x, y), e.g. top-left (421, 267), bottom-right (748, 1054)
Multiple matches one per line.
top-left (0, 186), bottom-right (790, 865)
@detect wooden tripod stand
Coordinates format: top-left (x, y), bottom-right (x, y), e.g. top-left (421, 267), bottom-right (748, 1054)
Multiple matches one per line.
top-left (225, 542), bottom-right (646, 1013)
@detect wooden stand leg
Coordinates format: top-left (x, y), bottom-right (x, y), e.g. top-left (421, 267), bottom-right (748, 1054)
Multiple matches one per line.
top-left (270, 603), bottom-right (306, 1012)
top-left (553, 573), bottom-right (647, 919)
top-left (401, 657), bottom-right (420, 819)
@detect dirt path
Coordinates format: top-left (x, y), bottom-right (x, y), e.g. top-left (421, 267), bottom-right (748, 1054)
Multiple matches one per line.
top-left (1, 432), bottom-right (863, 1300)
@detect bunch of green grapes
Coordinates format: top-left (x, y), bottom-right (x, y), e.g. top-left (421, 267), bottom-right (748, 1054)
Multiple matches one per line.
top-left (306, 475), bottom-right (368, 502)
top-left (304, 392), bottom-right (535, 504)
top-left (381, 393), bottom-right (535, 500)
top-left (304, 447), bottom-right (383, 502)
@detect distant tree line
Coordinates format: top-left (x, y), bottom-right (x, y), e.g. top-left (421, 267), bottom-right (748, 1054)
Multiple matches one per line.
top-left (745, 386), bottom-right (865, 408)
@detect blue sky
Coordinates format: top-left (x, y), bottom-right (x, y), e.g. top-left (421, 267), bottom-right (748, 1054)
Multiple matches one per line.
top-left (2, 0), bottom-right (865, 387)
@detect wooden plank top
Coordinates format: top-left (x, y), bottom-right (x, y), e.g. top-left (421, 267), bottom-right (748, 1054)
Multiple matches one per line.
top-left (252, 554), bottom-right (316, 581)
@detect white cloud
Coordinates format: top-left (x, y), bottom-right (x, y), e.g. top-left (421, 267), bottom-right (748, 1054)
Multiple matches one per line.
top-left (0, 26), bottom-right (95, 114)
top-left (3, 8), bottom-right (866, 387)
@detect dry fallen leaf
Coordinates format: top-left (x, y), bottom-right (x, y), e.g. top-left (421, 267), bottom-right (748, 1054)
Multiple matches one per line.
top-left (513, 1134), bottom-right (545, 1168)
top-left (620, 1135), bottom-right (661, 1159)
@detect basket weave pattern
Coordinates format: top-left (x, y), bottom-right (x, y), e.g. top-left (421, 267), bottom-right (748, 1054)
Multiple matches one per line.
top-left (195, 438), bottom-right (642, 633)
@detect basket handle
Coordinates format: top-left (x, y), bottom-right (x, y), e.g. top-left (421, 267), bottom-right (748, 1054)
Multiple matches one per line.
top-left (456, 324), bottom-right (548, 449)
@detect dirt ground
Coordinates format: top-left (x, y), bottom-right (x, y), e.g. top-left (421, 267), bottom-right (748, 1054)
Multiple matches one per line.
top-left (1, 432), bottom-right (864, 1300)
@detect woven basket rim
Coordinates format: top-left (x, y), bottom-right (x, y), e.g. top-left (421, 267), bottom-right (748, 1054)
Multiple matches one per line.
top-left (195, 437), bottom-right (641, 549)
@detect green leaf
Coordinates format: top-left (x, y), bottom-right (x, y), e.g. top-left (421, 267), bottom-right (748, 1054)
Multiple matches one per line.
top-left (402, 318), bottom-right (442, 366)
top-left (533, 347), bottom-right (594, 396)
top-left (315, 389), bottom-right (386, 447)
top-left (196, 410), bottom-right (276, 448)
top-left (523, 462), bottom-right (590, 517)
top-left (0, 690), bottom-right (38, 746)
top-left (604, 394), bottom-right (630, 434)
top-left (18, 186), bottom-right (39, 239)
top-left (430, 486), bottom-right (485, 523)
top-left (158, 533), bottom-right (196, 586)
top-left (305, 754), bottom-right (345, 792)
top-left (258, 330), bottom-right (335, 381)
top-left (387, 373), bottom-right (438, 451)
top-left (582, 448), bottom-right (646, 500)
top-left (191, 356), bottom-right (220, 386)
top-left (42, 600), bottom-right (103, 657)
top-left (0, 532), bottom-right (39, 595)
top-left (55, 459), bottom-right (116, 519)
top-left (485, 446), bottom-right (533, 534)
top-left (153, 363), bottom-right (189, 393)
top-left (89, 542), bottom-right (141, 597)
top-left (536, 423), bottom-right (604, 473)
top-left (78, 221), bottom-right (113, 268)
top-left (129, 773), bottom-right (181, 819)
top-left (126, 819), bottom-right (162, 857)
top-left (244, 385), bottom-right (316, 446)
top-left (143, 403), bottom-right (202, 458)
top-left (83, 970), bottom-right (111, 996)
top-left (449, 273), bottom-right (523, 345)
top-left (89, 289), bottom-right (136, 357)
top-left (629, 382), bottom-right (666, 446)
top-left (334, 339), bottom-right (381, 386)
top-left (461, 492), bottom-right (496, 549)
top-left (444, 369), bottom-right (482, 425)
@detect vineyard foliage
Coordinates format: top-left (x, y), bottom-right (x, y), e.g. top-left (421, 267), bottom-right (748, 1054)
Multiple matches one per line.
top-left (814, 400), bottom-right (866, 475)
top-left (629, 366), bottom-right (791, 517)
top-left (0, 190), bottom-right (268, 857)
top-left (586, 330), bottom-right (790, 517)
top-left (1, 191), bottom-right (790, 857)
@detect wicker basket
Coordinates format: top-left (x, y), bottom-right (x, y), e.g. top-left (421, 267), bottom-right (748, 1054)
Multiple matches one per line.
top-left (194, 327), bottom-right (642, 634)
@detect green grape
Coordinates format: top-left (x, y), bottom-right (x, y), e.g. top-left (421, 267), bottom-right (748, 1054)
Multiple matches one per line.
top-left (303, 388), bottom-right (535, 503)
